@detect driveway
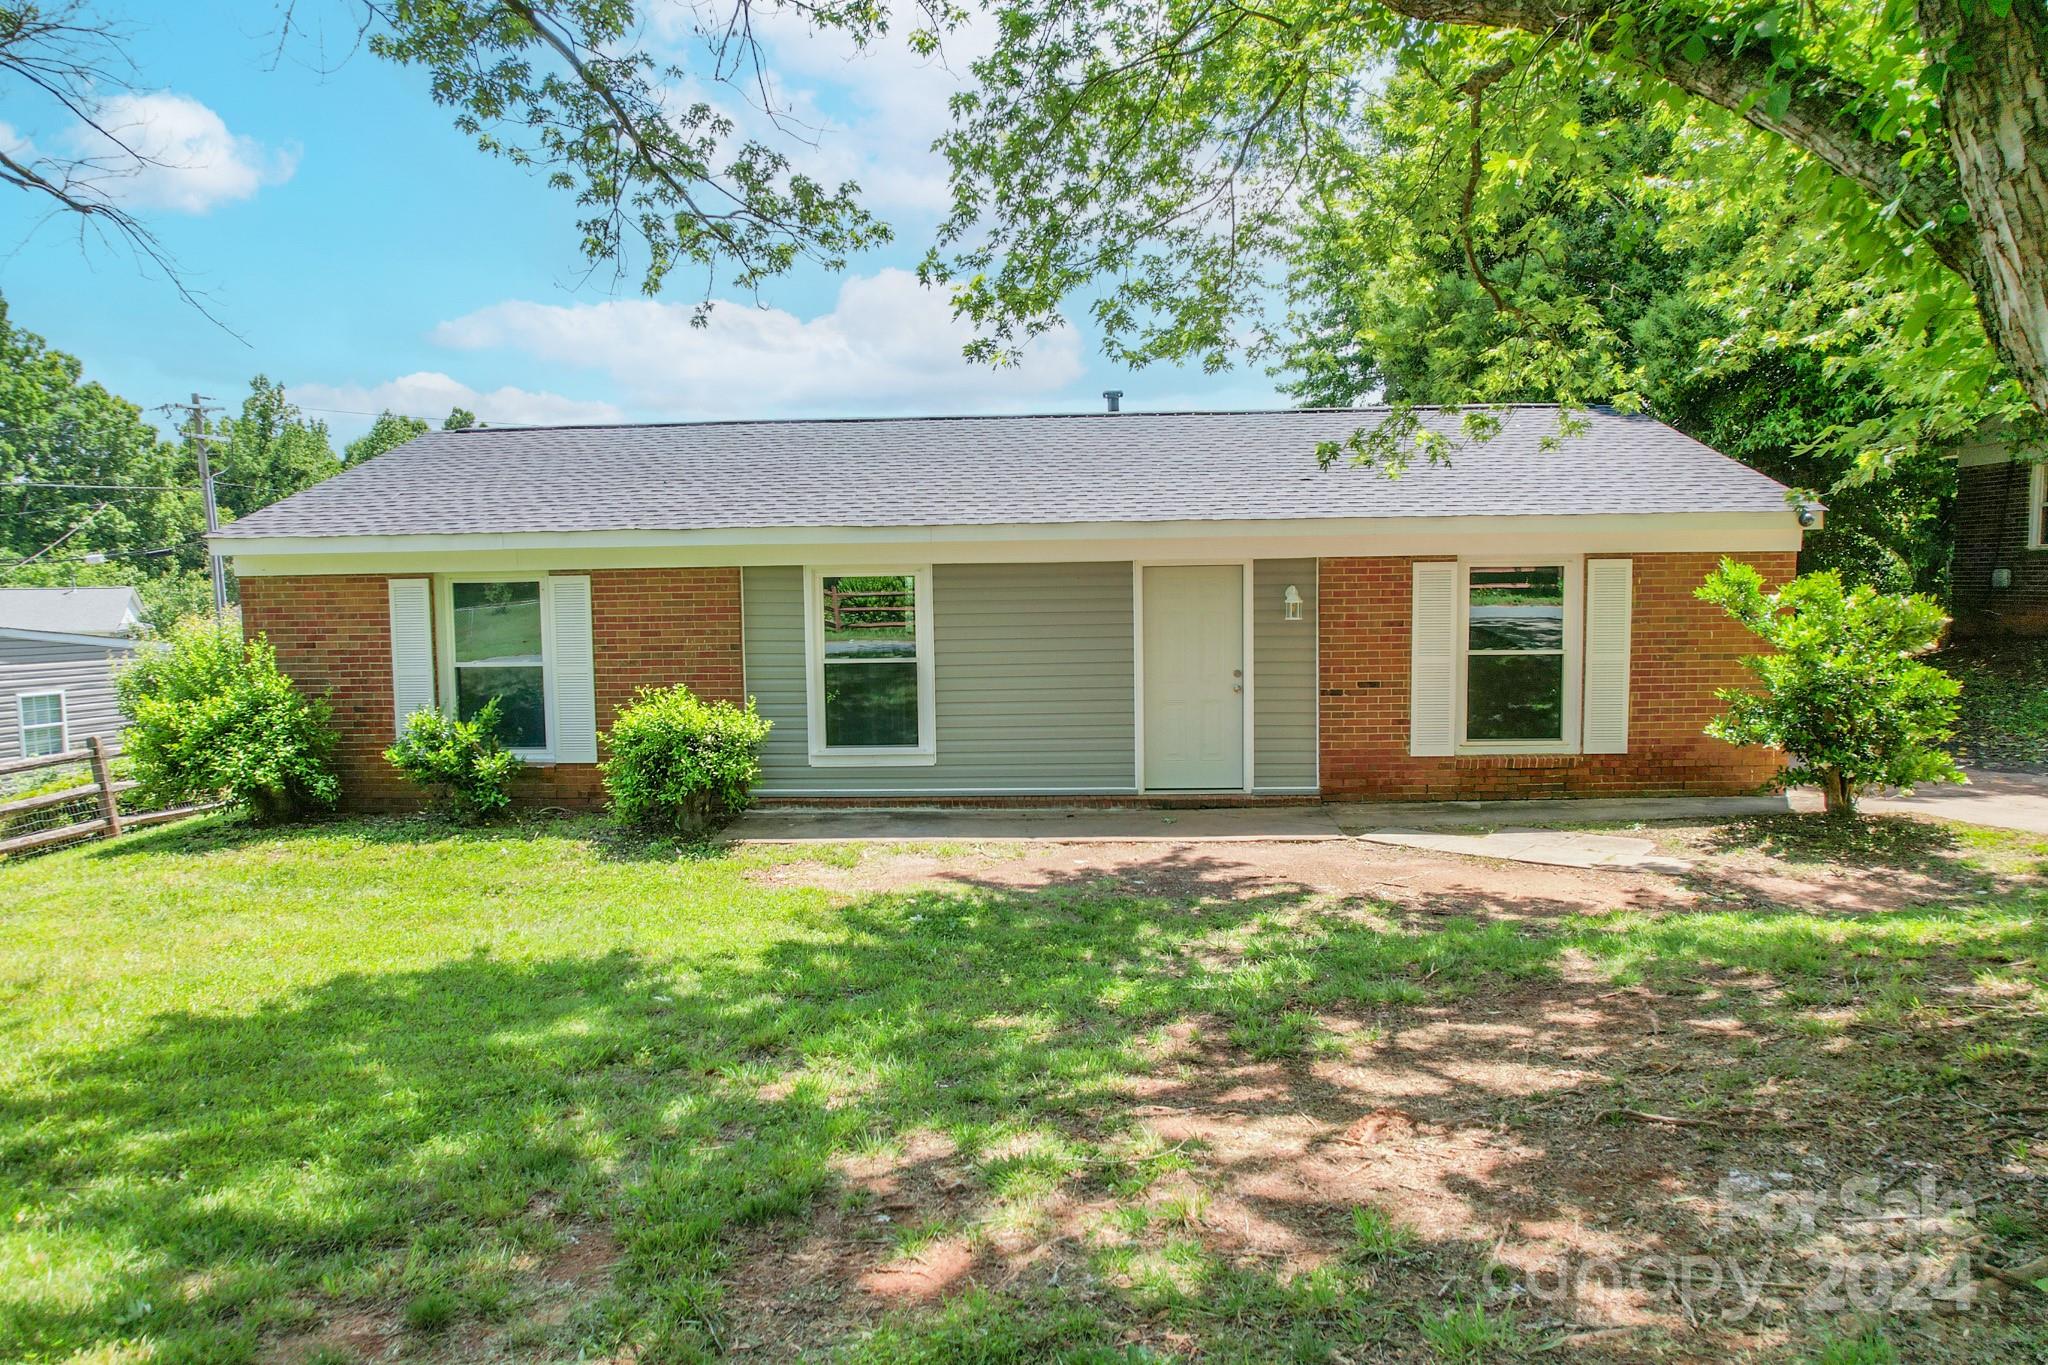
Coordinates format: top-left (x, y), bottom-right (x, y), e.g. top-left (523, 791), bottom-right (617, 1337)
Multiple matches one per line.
top-left (1790, 768), bottom-right (2048, 835)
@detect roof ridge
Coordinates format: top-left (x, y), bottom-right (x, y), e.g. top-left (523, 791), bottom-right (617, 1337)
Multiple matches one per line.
top-left (440, 403), bottom-right (1591, 436)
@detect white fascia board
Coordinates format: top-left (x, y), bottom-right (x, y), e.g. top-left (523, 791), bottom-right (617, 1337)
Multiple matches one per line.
top-left (223, 511), bottom-right (1805, 576)
top-left (0, 626), bottom-right (143, 651)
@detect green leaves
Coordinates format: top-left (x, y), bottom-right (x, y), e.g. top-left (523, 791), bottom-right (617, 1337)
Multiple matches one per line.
top-left (600, 685), bottom-right (771, 834)
top-left (116, 618), bottom-right (341, 821)
top-left (370, 0), bottom-right (890, 304)
top-left (1696, 560), bottom-right (1963, 812)
top-left (385, 701), bottom-right (524, 822)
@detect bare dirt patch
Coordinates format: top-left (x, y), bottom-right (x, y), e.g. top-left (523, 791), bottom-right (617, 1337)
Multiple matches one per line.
top-left (721, 829), bottom-right (2047, 1359)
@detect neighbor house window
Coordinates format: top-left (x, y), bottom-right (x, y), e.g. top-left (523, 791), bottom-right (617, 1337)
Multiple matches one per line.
top-left (17, 691), bottom-right (66, 757)
top-left (804, 568), bottom-right (935, 763)
top-left (1463, 566), bottom-right (1569, 745)
top-left (2031, 463), bottom-right (2047, 550)
top-left (447, 579), bottom-right (549, 751)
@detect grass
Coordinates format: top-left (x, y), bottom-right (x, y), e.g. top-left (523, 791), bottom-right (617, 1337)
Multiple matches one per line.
top-left (0, 813), bottom-right (2044, 1362)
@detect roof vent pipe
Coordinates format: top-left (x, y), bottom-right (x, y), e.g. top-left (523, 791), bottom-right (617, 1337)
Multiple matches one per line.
top-left (1103, 390), bottom-right (1124, 414)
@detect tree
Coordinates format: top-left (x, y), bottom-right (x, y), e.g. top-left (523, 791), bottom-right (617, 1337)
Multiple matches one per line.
top-left (343, 411), bottom-right (432, 467)
top-left (210, 377), bottom-right (341, 519)
top-left (0, 293), bottom-right (197, 575)
top-left (442, 407), bottom-right (477, 431)
top-left (927, 0), bottom-right (2048, 451)
top-left (1274, 65), bottom-right (1958, 590)
top-left (1697, 559), bottom-right (1963, 815)
top-left (9, 3), bottom-right (2043, 456)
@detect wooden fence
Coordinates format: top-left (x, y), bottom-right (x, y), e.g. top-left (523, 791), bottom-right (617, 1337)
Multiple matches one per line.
top-left (0, 737), bottom-right (216, 857)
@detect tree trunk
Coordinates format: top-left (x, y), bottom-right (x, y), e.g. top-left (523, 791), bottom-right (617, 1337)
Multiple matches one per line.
top-left (1821, 768), bottom-right (1856, 817)
top-left (1922, 0), bottom-right (2048, 417)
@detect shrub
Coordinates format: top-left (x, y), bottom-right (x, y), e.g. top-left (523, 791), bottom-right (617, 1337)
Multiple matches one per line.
top-left (602, 686), bottom-right (771, 834)
top-left (384, 700), bottom-right (523, 822)
top-left (115, 616), bottom-right (340, 822)
top-left (1697, 560), bottom-right (1963, 815)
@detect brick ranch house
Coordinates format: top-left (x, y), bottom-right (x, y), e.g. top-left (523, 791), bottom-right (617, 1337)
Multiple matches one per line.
top-left (215, 406), bottom-right (1808, 809)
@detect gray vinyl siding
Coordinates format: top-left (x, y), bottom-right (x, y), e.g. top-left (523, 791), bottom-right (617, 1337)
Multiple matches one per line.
top-left (1253, 559), bottom-right (1318, 791)
top-left (745, 563), bottom-right (1137, 794)
top-left (0, 637), bottom-right (132, 761)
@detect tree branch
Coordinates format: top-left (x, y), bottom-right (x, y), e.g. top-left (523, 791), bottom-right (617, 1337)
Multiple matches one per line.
top-left (1374, 0), bottom-right (1973, 273)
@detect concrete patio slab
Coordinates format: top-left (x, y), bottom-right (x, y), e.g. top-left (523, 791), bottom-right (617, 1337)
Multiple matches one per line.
top-left (1352, 827), bottom-right (1692, 872)
top-left (725, 804), bottom-right (1349, 844)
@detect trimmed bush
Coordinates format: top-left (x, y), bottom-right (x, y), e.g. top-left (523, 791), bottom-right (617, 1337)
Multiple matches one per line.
top-left (1697, 560), bottom-right (1963, 815)
top-left (384, 700), bottom-right (524, 822)
top-left (602, 686), bottom-right (770, 834)
top-left (115, 617), bottom-right (340, 822)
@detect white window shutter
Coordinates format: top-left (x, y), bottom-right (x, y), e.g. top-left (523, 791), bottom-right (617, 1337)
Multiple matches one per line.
top-left (1409, 561), bottom-right (1458, 757)
top-left (1583, 558), bottom-right (1633, 754)
top-left (550, 575), bottom-right (598, 763)
top-left (387, 578), bottom-right (436, 736)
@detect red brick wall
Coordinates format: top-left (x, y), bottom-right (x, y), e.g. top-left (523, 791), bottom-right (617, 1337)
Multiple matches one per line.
top-left (1951, 462), bottom-right (2048, 637)
top-left (1317, 552), bottom-right (1794, 800)
top-left (241, 569), bottom-right (744, 810)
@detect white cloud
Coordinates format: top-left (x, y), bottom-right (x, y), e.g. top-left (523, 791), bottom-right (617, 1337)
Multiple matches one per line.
top-left (429, 268), bottom-right (1083, 418)
top-left (66, 92), bottom-right (296, 213)
top-left (648, 8), bottom-right (990, 217)
top-left (0, 121), bottom-right (34, 160)
top-left (293, 373), bottom-right (626, 430)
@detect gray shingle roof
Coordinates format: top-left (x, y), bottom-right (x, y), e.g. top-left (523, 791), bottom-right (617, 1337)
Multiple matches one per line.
top-left (0, 586), bottom-right (145, 636)
top-left (218, 405), bottom-right (1793, 540)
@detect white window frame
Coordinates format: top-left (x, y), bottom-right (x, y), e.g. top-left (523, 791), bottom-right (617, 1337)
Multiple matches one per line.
top-left (16, 689), bottom-right (67, 758)
top-left (803, 565), bottom-right (937, 766)
top-left (1455, 557), bottom-right (1583, 755)
top-left (435, 574), bottom-right (558, 762)
top-left (2029, 463), bottom-right (2047, 551)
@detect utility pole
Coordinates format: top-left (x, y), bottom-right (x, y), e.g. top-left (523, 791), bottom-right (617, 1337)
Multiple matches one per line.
top-left (168, 393), bottom-right (227, 618)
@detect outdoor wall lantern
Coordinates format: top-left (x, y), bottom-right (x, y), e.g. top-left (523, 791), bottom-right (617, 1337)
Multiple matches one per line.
top-left (1283, 585), bottom-right (1304, 621)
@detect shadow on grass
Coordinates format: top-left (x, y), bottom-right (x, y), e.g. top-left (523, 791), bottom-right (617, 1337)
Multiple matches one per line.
top-left (1700, 812), bottom-right (1964, 870)
top-left (5, 833), bottom-right (2043, 1362)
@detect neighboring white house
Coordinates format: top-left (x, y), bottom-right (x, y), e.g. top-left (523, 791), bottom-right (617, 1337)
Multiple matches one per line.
top-left (0, 587), bottom-right (145, 762)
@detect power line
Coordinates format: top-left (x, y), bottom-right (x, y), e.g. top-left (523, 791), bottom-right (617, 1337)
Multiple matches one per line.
top-left (8, 479), bottom-right (204, 492)
top-left (2, 537), bottom-right (201, 570)
top-left (8, 503), bottom-right (111, 568)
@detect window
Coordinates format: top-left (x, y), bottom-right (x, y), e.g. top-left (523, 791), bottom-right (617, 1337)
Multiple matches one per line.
top-left (1463, 566), bottom-right (1569, 745)
top-left (448, 579), bottom-right (549, 751)
top-left (805, 568), bottom-right (935, 763)
top-left (17, 691), bottom-right (66, 757)
top-left (2031, 463), bottom-right (2047, 550)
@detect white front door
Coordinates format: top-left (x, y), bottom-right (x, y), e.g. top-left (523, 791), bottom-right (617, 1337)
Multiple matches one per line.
top-left (1142, 564), bottom-right (1245, 790)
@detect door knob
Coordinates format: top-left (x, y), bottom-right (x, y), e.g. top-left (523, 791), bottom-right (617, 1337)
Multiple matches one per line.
top-left (1232, 683), bottom-right (1243, 693)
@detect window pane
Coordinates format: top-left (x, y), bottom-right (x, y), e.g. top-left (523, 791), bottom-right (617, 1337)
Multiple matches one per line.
top-left (1467, 653), bottom-right (1564, 741)
top-left (453, 581), bottom-right (543, 664)
top-left (457, 666), bottom-right (546, 748)
top-left (23, 725), bottom-right (63, 757)
top-left (824, 661), bottom-right (919, 747)
top-left (19, 694), bottom-right (62, 728)
top-left (1468, 567), bottom-right (1564, 652)
top-left (823, 574), bottom-right (916, 659)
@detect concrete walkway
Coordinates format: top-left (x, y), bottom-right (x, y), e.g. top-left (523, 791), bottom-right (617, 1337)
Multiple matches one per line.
top-left (728, 792), bottom-right (1794, 850)
top-left (727, 804), bottom-right (1347, 843)
top-left (1348, 827), bottom-right (1693, 872)
top-left (727, 771), bottom-right (2048, 859)
top-left (1788, 768), bottom-right (2048, 835)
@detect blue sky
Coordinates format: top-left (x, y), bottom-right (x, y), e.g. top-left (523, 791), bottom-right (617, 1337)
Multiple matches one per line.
top-left (2, 2), bottom-right (1285, 443)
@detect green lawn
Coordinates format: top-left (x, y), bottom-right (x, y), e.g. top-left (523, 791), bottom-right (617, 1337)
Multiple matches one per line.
top-left (1, 815), bottom-right (2044, 1363)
